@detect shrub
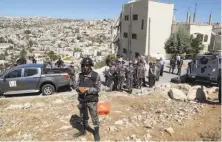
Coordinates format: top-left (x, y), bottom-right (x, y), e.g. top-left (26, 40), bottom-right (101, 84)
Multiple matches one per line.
top-left (94, 60), bottom-right (106, 69)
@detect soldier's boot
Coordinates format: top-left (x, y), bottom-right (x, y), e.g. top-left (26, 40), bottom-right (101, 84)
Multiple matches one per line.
top-left (73, 121), bottom-right (87, 137)
top-left (85, 123), bottom-right (95, 133)
top-left (73, 129), bottom-right (86, 137)
top-left (93, 126), bottom-right (100, 141)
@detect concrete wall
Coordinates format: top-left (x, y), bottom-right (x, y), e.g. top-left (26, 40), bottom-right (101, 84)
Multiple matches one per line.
top-left (190, 25), bottom-right (212, 52)
top-left (147, 1), bottom-right (174, 59)
top-left (119, 0), bottom-right (173, 60)
top-left (209, 34), bottom-right (222, 52)
top-left (120, 0), bottom-right (148, 60)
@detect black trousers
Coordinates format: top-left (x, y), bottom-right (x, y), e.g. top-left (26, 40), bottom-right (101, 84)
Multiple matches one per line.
top-left (169, 66), bottom-right (175, 74)
top-left (177, 67), bottom-right (181, 75)
top-left (149, 74), bottom-right (156, 88)
top-left (219, 79), bottom-right (221, 104)
top-left (160, 65), bottom-right (164, 77)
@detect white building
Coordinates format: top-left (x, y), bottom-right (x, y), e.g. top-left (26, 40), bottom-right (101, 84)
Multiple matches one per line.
top-left (172, 22), bottom-right (213, 52)
top-left (113, 0), bottom-right (174, 60)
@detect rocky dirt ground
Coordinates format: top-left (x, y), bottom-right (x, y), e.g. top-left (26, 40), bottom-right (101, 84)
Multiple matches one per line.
top-left (0, 83), bottom-right (221, 141)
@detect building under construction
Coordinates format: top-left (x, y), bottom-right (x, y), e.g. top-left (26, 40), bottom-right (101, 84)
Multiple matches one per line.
top-left (112, 0), bottom-right (174, 60)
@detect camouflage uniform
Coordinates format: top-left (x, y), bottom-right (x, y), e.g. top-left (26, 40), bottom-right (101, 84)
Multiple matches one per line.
top-left (177, 59), bottom-right (183, 76)
top-left (137, 62), bottom-right (145, 89)
top-left (133, 61), bottom-right (138, 88)
top-left (148, 63), bottom-right (156, 88)
top-left (108, 63), bottom-right (117, 91)
top-left (169, 58), bottom-right (176, 74)
top-left (116, 61), bottom-right (125, 91)
top-left (68, 63), bottom-right (76, 89)
top-left (125, 62), bottom-right (134, 91)
top-left (75, 70), bottom-right (101, 139)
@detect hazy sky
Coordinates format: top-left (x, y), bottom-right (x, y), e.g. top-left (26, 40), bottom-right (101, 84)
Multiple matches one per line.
top-left (0, 0), bottom-right (221, 22)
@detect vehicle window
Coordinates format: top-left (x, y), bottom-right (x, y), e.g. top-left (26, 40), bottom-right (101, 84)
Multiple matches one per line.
top-left (5, 69), bottom-right (22, 78)
top-left (24, 68), bottom-right (38, 77)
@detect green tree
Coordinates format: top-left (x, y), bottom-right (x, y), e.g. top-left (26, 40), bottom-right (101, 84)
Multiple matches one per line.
top-left (73, 48), bottom-right (82, 52)
top-left (4, 50), bottom-right (8, 56)
top-left (24, 30), bottom-right (31, 35)
top-left (28, 40), bottom-right (33, 48)
top-left (165, 31), bottom-right (191, 55)
top-left (165, 33), bottom-right (178, 55)
top-left (177, 31), bottom-right (191, 54)
top-left (20, 48), bottom-right (27, 58)
top-left (46, 51), bottom-right (58, 61)
top-left (0, 54), bottom-right (5, 60)
top-left (189, 35), bottom-right (204, 56)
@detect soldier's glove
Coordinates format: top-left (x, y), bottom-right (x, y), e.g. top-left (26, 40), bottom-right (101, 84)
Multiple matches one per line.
top-left (79, 87), bottom-right (88, 94)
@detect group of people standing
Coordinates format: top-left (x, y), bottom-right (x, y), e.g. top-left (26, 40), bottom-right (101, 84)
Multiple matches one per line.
top-left (104, 55), bottom-right (165, 92)
top-left (168, 55), bottom-right (184, 75)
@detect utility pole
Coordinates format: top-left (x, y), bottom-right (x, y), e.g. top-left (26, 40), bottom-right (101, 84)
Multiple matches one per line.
top-left (148, 18), bottom-right (151, 62)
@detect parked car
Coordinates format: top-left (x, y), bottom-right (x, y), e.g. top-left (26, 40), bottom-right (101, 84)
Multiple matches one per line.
top-left (0, 64), bottom-right (71, 96)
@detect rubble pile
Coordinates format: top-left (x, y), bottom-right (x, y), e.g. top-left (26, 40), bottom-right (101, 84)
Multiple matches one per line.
top-left (130, 83), bottom-right (216, 103)
top-left (0, 84), bottom-right (220, 141)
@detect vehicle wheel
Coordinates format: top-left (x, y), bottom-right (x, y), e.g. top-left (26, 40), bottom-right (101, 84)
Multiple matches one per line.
top-left (41, 84), bottom-right (55, 96)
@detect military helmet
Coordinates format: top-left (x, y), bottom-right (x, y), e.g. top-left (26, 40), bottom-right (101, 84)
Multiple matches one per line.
top-left (81, 57), bottom-right (94, 66)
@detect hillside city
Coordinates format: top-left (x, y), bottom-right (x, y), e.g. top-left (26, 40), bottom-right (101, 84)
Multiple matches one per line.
top-left (0, 0), bottom-right (221, 141)
top-left (0, 17), bottom-right (114, 66)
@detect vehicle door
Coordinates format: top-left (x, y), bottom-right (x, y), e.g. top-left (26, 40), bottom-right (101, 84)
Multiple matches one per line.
top-left (3, 69), bottom-right (23, 93)
top-left (197, 56), bottom-right (209, 77)
top-left (19, 68), bottom-right (41, 90)
top-left (207, 56), bottom-right (219, 81)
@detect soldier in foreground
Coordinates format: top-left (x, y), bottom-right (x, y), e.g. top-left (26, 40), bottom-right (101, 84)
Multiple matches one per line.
top-left (74, 57), bottom-right (101, 141)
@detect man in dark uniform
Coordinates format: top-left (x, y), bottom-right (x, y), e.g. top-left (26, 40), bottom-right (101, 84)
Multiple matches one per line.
top-left (55, 57), bottom-right (65, 68)
top-left (169, 57), bottom-right (176, 74)
top-left (74, 57), bottom-right (101, 141)
top-left (16, 57), bottom-right (27, 65)
top-left (105, 55), bottom-right (111, 66)
top-left (32, 56), bottom-right (37, 64)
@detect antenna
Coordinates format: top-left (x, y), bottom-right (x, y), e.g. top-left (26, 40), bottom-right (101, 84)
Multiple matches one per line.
top-left (193, 3), bottom-right (197, 23)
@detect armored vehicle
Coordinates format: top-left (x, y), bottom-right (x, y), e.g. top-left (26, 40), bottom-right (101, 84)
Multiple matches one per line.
top-left (187, 53), bottom-right (221, 85)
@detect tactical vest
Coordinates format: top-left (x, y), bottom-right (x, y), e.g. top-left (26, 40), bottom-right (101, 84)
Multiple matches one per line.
top-left (78, 71), bottom-right (99, 103)
top-left (118, 64), bottom-right (125, 76)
